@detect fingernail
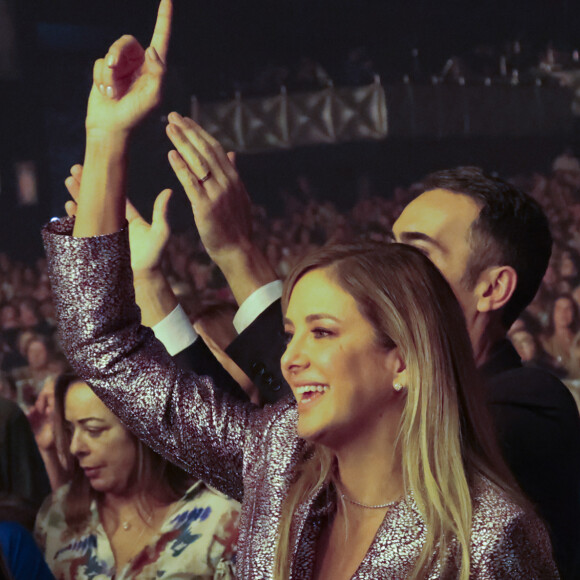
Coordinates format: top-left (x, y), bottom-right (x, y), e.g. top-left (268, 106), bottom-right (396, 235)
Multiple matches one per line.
top-left (106, 85), bottom-right (114, 98)
top-left (106, 54), bottom-right (116, 67)
top-left (99, 84), bottom-right (105, 94)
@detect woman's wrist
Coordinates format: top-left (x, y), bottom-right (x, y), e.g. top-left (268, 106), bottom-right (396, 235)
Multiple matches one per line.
top-left (133, 268), bottom-right (178, 327)
top-left (73, 131), bottom-right (130, 237)
top-left (215, 242), bottom-right (279, 306)
top-left (85, 128), bottom-right (131, 152)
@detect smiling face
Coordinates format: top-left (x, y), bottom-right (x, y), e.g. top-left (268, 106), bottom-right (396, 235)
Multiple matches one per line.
top-left (281, 267), bottom-right (404, 450)
top-left (392, 189), bottom-right (481, 322)
top-left (65, 381), bottom-right (138, 495)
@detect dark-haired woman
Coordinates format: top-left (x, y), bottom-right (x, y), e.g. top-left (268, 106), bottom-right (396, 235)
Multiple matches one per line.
top-left (34, 375), bottom-right (239, 579)
top-left (541, 294), bottom-right (580, 375)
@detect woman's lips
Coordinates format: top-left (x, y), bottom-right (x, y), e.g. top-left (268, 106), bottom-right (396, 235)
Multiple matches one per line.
top-left (82, 466), bottom-right (102, 478)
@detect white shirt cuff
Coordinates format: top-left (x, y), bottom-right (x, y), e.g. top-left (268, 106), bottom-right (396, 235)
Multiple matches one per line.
top-left (233, 280), bottom-right (283, 334)
top-left (152, 304), bottom-right (198, 356)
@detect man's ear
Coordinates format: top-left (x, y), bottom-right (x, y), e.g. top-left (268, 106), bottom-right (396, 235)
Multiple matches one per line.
top-left (474, 265), bottom-right (518, 314)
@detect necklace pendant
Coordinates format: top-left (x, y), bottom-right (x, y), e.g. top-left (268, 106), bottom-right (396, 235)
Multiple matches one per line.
top-left (122, 521), bottom-right (131, 531)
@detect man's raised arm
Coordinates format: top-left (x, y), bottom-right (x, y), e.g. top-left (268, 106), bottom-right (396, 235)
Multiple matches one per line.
top-left (166, 112), bottom-right (279, 305)
top-left (165, 113), bottom-right (290, 400)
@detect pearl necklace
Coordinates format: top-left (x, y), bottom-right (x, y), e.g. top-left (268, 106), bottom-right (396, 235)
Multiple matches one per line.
top-left (340, 493), bottom-right (398, 510)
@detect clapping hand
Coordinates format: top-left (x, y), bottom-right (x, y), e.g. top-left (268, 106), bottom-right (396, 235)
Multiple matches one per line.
top-left (165, 113), bottom-right (253, 263)
top-left (65, 164), bottom-right (172, 275)
top-left (165, 112), bottom-right (278, 304)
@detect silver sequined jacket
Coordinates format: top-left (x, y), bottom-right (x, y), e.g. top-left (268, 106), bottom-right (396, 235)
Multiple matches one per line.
top-left (43, 220), bottom-right (559, 579)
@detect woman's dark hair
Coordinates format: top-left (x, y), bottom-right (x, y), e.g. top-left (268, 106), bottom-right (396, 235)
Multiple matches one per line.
top-left (544, 293), bottom-right (580, 336)
top-left (53, 373), bottom-right (193, 532)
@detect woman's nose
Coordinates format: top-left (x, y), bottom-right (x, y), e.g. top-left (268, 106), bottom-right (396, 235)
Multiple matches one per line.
top-left (281, 335), bottom-right (309, 375)
top-left (69, 430), bottom-right (87, 457)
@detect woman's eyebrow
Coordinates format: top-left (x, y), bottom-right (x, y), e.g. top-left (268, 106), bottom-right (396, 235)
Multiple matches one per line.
top-left (67, 417), bottom-right (107, 425)
top-left (283, 313), bottom-right (341, 325)
top-left (305, 313), bottom-right (341, 323)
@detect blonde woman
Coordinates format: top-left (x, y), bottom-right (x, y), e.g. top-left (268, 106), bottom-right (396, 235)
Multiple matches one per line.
top-left (43, 3), bottom-right (556, 576)
top-left (43, 223), bottom-right (557, 579)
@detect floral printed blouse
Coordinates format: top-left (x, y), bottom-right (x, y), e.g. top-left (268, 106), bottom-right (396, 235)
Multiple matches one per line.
top-left (34, 480), bottom-right (240, 580)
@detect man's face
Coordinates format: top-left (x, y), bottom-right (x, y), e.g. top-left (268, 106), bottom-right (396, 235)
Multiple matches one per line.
top-left (392, 189), bottom-right (481, 321)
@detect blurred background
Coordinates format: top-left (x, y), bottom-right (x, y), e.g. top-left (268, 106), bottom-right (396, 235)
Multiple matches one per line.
top-left (6, 0), bottom-right (580, 409)
top-left (0, 0), bottom-right (580, 260)
top-left (1, 0), bottom-right (580, 257)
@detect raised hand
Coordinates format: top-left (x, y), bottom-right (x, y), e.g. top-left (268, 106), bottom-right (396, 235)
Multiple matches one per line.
top-left (126, 191), bottom-right (173, 275)
top-left (63, 164), bottom-right (83, 217)
top-left (73, 0), bottom-right (173, 237)
top-left (166, 112), bottom-right (278, 304)
top-left (64, 164), bottom-right (172, 274)
top-left (86, 0), bottom-right (173, 136)
top-left (27, 376), bottom-right (69, 490)
top-left (65, 164), bottom-right (177, 325)
top-left (165, 112), bottom-right (253, 262)
top-left (27, 376), bottom-right (57, 453)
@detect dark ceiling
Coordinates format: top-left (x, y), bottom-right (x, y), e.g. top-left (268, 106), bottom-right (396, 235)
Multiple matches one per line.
top-left (21, 0), bottom-right (580, 85)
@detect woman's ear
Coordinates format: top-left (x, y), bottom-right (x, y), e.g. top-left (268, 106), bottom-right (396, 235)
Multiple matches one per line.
top-left (387, 347), bottom-right (408, 391)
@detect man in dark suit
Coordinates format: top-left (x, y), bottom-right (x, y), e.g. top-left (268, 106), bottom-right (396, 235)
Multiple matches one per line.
top-left (154, 146), bottom-right (580, 577)
top-left (391, 167), bottom-right (580, 578)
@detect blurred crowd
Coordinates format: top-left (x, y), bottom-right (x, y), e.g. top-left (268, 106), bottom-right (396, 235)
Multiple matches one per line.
top-left (3, 151), bottom-right (580, 410)
top-left (209, 40), bottom-right (580, 100)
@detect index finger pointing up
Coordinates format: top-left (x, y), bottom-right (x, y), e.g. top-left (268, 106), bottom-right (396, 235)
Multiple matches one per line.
top-left (150, 0), bottom-right (173, 64)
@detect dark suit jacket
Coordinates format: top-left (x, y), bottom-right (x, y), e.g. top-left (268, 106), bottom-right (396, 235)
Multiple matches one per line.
top-left (178, 299), bottom-right (580, 578)
top-left (173, 302), bottom-right (289, 404)
top-left (173, 337), bottom-right (250, 402)
top-left (226, 301), bottom-right (291, 404)
top-left (481, 339), bottom-right (580, 580)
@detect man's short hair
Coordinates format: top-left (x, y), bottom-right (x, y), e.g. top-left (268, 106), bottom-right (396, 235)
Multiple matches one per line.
top-left (423, 166), bottom-right (552, 328)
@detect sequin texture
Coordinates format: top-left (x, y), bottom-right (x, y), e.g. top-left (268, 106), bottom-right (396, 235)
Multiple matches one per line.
top-left (43, 219), bottom-right (559, 579)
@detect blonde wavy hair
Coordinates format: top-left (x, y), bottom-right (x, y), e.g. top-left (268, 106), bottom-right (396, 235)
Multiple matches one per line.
top-left (274, 242), bottom-right (521, 580)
